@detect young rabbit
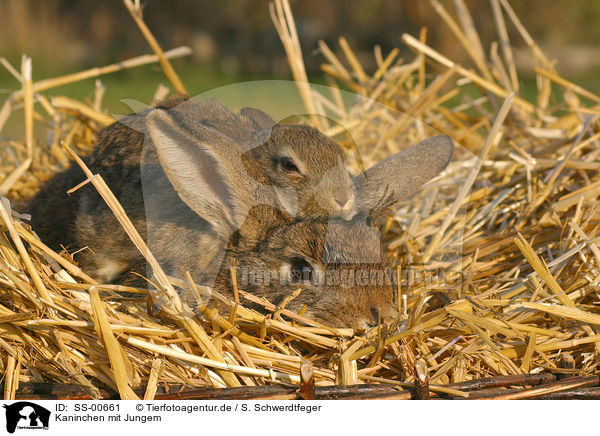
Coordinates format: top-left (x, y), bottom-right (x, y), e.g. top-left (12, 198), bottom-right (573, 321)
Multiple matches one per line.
top-left (149, 96), bottom-right (357, 219)
top-left (216, 211), bottom-right (400, 328)
top-left (27, 95), bottom-right (453, 327)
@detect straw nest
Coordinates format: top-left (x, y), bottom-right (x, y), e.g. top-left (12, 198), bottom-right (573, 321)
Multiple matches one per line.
top-left (1, 0), bottom-right (600, 400)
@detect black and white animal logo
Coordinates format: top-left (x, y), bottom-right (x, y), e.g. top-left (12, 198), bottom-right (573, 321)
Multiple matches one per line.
top-left (3, 402), bottom-right (50, 434)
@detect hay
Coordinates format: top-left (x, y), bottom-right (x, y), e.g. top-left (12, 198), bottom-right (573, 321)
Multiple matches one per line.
top-left (1, 0), bottom-right (600, 399)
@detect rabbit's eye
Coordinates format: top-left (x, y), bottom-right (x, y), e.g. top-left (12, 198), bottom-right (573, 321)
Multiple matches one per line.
top-left (289, 258), bottom-right (313, 283)
top-left (280, 157), bottom-right (302, 175)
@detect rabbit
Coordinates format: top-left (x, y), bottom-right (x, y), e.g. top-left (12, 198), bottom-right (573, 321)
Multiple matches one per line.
top-left (27, 94), bottom-right (453, 327)
top-left (146, 95), bottom-right (357, 219)
top-left (27, 95), bottom-right (356, 281)
top-left (215, 210), bottom-right (402, 328)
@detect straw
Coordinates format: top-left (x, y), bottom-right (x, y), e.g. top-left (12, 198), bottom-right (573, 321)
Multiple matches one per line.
top-left (89, 288), bottom-right (139, 400)
top-left (2, 0), bottom-right (600, 398)
top-left (270, 0), bottom-right (322, 129)
top-left (123, 0), bottom-right (188, 95)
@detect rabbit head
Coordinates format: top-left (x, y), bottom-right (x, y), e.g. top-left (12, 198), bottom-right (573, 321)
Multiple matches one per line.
top-left (216, 214), bottom-right (399, 329)
top-left (149, 98), bottom-right (356, 220)
top-left (241, 124), bottom-right (355, 219)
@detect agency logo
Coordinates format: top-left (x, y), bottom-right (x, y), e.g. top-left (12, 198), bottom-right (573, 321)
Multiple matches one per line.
top-left (2, 402), bottom-right (50, 434)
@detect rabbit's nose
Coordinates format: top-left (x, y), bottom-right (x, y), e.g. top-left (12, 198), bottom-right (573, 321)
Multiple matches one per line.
top-left (354, 306), bottom-right (392, 330)
top-left (354, 307), bottom-right (381, 330)
top-left (357, 319), bottom-right (372, 330)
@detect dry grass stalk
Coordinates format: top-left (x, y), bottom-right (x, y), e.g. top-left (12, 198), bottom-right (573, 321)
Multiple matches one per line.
top-left (9, 47), bottom-right (191, 102)
top-left (50, 96), bottom-right (116, 126)
top-left (89, 288), bottom-right (139, 400)
top-left (489, 0), bottom-right (518, 92)
top-left (424, 92), bottom-right (514, 261)
top-left (401, 33), bottom-right (534, 113)
top-left (122, 0), bottom-right (188, 95)
top-left (143, 359), bottom-right (163, 400)
top-left (0, 58), bottom-right (33, 195)
top-left (0, 199), bottom-right (51, 302)
top-left (270, 0), bottom-right (322, 129)
top-left (429, 0), bottom-right (493, 83)
top-left (299, 359), bottom-right (316, 400)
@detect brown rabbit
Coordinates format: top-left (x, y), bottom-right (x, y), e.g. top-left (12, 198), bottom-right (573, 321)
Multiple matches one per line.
top-left (147, 96), bottom-right (357, 219)
top-left (27, 95), bottom-right (453, 327)
top-left (215, 213), bottom-right (400, 328)
top-left (27, 96), bottom-right (356, 281)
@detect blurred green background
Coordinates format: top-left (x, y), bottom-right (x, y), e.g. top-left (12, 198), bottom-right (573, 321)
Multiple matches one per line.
top-left (1, 0), bottom-right (599, 132)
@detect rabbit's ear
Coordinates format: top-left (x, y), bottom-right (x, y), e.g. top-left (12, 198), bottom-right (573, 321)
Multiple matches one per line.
top-left (240, 107), bottom-right (276, 130)
top-left (145, 108), bottom-right (256, 237)
top-left (354, 135), bottom-right (453, 216)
